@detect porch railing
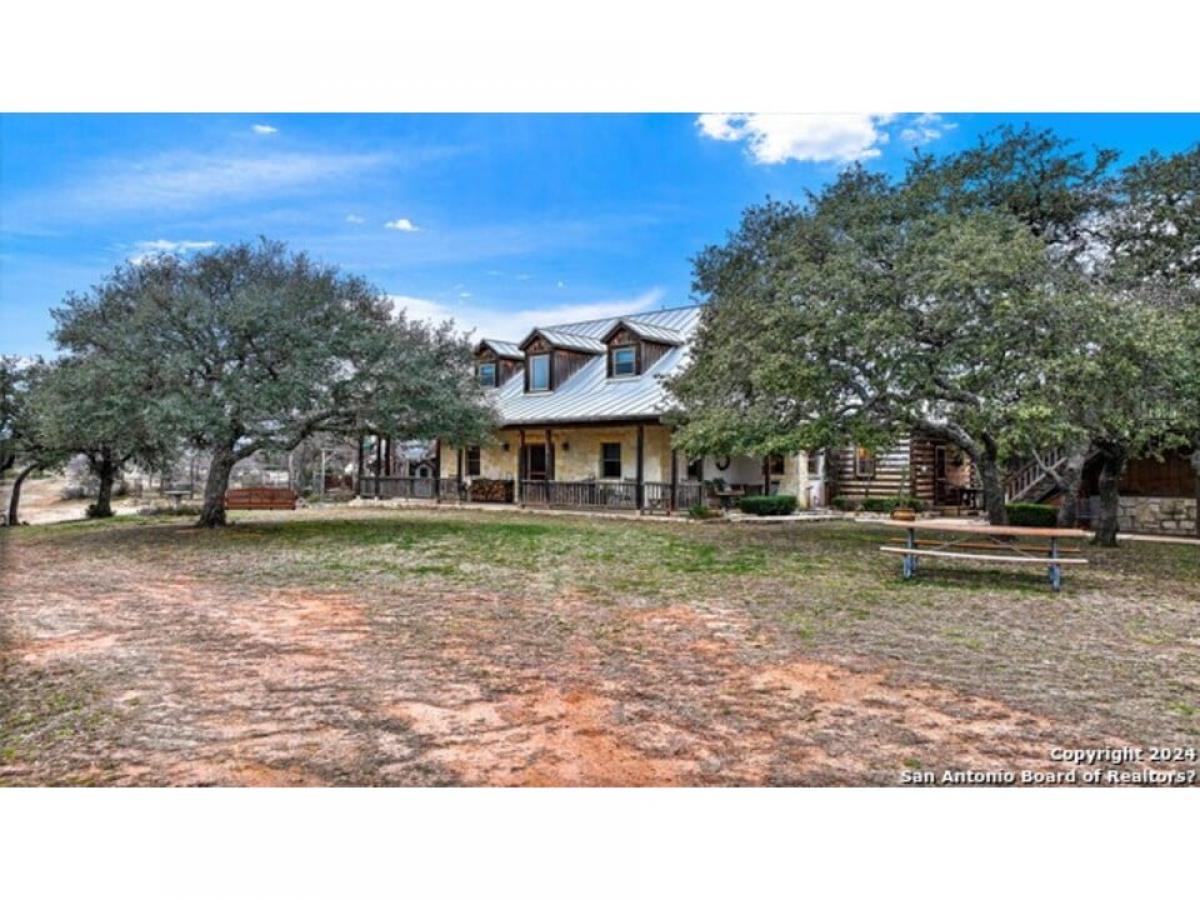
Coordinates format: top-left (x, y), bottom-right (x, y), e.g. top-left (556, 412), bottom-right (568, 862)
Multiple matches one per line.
top-left (521, 480), bottom-right (638, 509)
top-left (361, 474), bottom-right (710, 513)
top-left (519, 479), bottom-right (710, 513)
top-left (359, 475), bottom-right (437, 499)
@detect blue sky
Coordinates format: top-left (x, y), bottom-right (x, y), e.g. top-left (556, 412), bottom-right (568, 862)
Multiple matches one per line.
top-left (2, 113), bottom-right (1198, 355)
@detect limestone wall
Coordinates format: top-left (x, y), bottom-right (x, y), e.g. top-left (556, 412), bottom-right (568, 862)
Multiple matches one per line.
top-left (440, 425), bottom-right (674, 483)
top-left (1115, 496), bottom-right (1197, 536)
top-left (439, 427), bottom-right (814, 507)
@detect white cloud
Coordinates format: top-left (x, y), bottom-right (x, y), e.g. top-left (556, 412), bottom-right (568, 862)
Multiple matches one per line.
top-left (556, 280), bottom-right (565, 288)
top-left (345, 213), bottom-right (365, 224)
top-left (128, 238), bottom-right (216, 264)
top-left (389, 287), bottom-right (667, 342)
top-left (696, 113), bottom-right (890, 164)
top-left (899, 112), bottom-right (957, 146)
top-left (459, 291), bottom-right (472, 299)
top-left (20, 151), bottom-right (390, 223)
top-left (251, 124), bottom-right (278, 135)
top-left (384, 218), bottom-right (420, 232)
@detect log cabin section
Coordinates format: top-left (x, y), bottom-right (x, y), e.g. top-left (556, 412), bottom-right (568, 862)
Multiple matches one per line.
top-left (831, 435), bottom-right (975, 506)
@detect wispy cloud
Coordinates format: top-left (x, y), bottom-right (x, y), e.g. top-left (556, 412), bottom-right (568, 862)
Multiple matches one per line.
top-left (345, 213), bottom-right (365, 224)
top-left (128, 238), bottom-right (216, 264)
top-left (252, 124), bottom-right (279, 135)
top-left (898, 112), bottom-right (957, 146)
top-left (384, 217), bottom-right (420, 232)
top-left (696, 113), bottom-right (891, 164)
top-left (389, 287), bottom-right (667, 341)
top-left (3, 150), bottom-right (392, 231)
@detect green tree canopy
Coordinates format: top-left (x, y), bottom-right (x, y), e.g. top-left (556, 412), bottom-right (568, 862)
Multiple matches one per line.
top-left (26, 352), bottom-right (179, 517)
top-left (669, 128), bottom-right (1199, 532)
top-left (1, 358), bottom-right (71, 526)
top-left (52, 240), bottom-right (496, 526)
top-left (670, 159), bottom-right (1080, 524)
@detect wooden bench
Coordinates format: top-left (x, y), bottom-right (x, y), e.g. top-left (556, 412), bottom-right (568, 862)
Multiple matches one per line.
top-left (224, 487), bottom-right (297, 511)
top-left (885, 538), bottom-right (1084, 554)
top-left (875, 520), bottom-right (1090, 591)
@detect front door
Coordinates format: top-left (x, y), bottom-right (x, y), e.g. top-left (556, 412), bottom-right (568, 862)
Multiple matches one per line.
top-left (526, 444), bottom-right (548, 481)
top-left (934, 445), bottom-right (949, 504)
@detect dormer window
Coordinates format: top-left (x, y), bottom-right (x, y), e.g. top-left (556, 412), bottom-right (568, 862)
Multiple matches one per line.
top-left (477, 362), bottom-right (497, 387)
top-left (611, 345), bottom-right (637, 377)
top-left (529, 353), bottom-right (550, 391)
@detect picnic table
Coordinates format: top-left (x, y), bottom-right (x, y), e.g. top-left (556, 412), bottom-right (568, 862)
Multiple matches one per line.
top-left (163, 489), bottom-right (192, 510)
top-left (875, 519), bottom-right (1090, 592)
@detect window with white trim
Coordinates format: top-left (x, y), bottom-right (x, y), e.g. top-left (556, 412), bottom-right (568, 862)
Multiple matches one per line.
top-left (529, 354), bottom-right (550, 391)
top-left (611, 346), bottom-right (636, 377)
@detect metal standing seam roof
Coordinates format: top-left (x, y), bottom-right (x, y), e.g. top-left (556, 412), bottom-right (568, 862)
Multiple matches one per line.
top-left (518, 327), bottom-right (608, 354)
top-left (483, 305), bottom-right (703, 426)
top-left (476, 338), bottom-right (523, 360)
top-left (603, 317), bottom-right (685, 345)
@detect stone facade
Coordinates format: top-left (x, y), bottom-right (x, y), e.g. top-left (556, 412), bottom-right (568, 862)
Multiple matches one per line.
top-left (1115, 496), bottom-right (1198, 536)
top-left (440, 424), bottom-right (816, 508)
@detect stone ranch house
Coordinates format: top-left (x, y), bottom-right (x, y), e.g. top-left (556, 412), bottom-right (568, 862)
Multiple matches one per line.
top-left (354, 303), bottom-right (1195, 532)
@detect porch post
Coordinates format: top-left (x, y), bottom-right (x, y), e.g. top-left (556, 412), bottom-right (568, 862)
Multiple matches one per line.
top-left (457, 446), bottom-right (464, 500)
top-left (669, 442), bottom-right (678, 515)
top-left (383, 436), bottom-right (391, 476)
top-left (636, 424), bottom-right (645, 512)
top-left (432, 440), bottom-right (441, 503)
top-left (518, 429), bottom-right (526, 507)
top-left (374, 435), bottom-right (383, 499)
top-left (762, 457), bottom-right (770, 496)
top-left (356, 432), bottom-right (365, 497)
top-left (545, 428), bottom-right (554, 481)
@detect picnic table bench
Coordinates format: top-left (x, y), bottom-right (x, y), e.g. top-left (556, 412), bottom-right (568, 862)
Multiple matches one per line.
top-left (876, 520), bottom-right (1089, 591)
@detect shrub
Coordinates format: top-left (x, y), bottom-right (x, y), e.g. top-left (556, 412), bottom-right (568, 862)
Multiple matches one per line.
top-left (860, 496), bottom-right (926, 514)
top-left (737, 494), bottom-right (798, 516)
top-left (137, 502), bottom-right (203, 517)
top-left (1006, 502), bottom-right (1058, 527)
top-left (687, 503), bottom-right (720, 520)
top-left (830, 496), bottom-right (855, 511)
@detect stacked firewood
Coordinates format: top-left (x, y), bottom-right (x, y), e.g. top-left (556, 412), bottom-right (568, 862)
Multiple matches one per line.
top-left (468, 478), bottom-right (514, 503)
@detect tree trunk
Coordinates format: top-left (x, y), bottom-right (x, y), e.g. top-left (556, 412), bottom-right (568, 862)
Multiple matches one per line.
top-left (1092, 448), bottom-right (1126, 547)
top-left (5, 463), bottom-right (38, 526)
top-left (1192, 449), bottom-right (1200, 539)
top-left (90, 451), bottom-right (117, 519)
top-left (1053, 445), bottom-right (1089, 528)
top-left (197, 446), bottom-right (237, 528)
top-left (977, 443), bottom-right (1008, 526)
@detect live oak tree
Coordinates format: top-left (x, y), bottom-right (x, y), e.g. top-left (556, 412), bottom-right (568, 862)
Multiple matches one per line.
top-left (1103, 144), bottom-right (1200, 537)
top-left (670, 128), bottom-right (1198, 533)
top-left (27, 353), bottom-right (177, 518)
top-left (0, 358), bottom-right (70, 526)
top-left (52, 240), bottom-right (495, 527)
top-left (1020, 143), bottom-right (1200, 541)
top-left (670, 165), bottom-right (1076, 525)
top-left (0, 355), bottom-right (21, 474)
top-left (1015, 294), bottom-right (1187, 544)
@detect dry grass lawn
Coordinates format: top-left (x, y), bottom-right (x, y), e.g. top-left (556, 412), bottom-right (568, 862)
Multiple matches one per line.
top-left (2, 506), bottom-right (1197, 785)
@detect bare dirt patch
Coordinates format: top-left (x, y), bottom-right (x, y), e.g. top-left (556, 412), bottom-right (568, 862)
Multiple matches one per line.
top-left (2, 510), bottom-right (1196, 785)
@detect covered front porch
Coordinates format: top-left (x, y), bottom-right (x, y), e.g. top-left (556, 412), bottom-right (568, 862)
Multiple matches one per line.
top-left (431, 422), bottom-right (815, 515)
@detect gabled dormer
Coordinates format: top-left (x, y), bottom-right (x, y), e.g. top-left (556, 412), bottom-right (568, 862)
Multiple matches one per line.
top-left (517, 328), bottom-right (605, 393)
top-left (473, 339), bottom-right (523, 388)
top-left (600, 318), bottom-right (684, 379)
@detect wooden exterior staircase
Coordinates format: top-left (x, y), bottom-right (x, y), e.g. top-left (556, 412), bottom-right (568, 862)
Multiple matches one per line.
top-left (1004, 447), bottom-right (1098, 504)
